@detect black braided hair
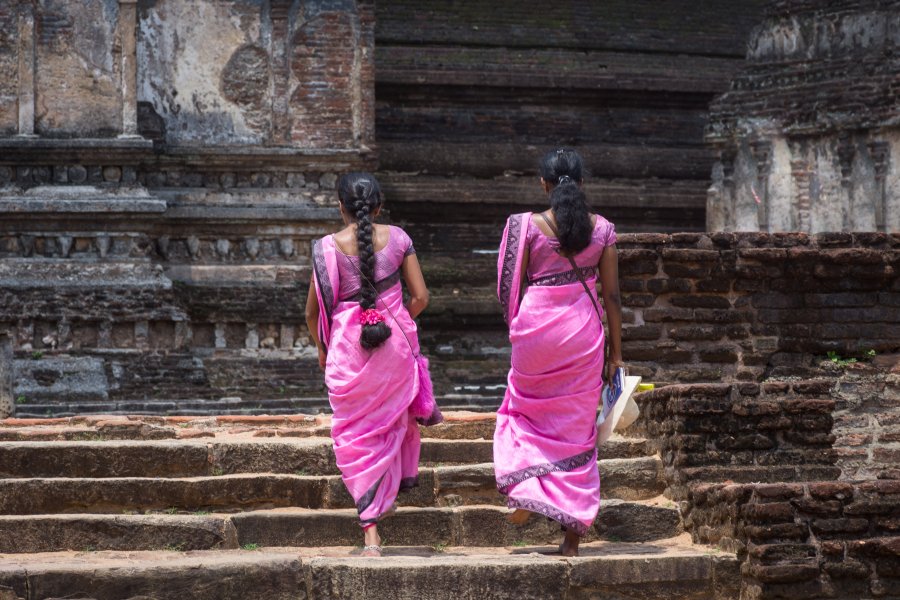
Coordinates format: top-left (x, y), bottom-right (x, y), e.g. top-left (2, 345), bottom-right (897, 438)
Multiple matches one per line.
top-left (538, 148), bottom-right (592, 255)
top-left (337, 172), bottom-right (392, 350)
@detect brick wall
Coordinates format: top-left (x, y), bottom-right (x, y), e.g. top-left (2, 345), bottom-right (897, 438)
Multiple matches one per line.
top-left (828, 367), bottom-right (900, 481)
top-left (687, 482), bottom-right (900, 599)
top-left (616, 232), bottom-right (899, 383)
top-left (625, 382), bottom-right (841, 500)
top-left (631, 372), bottom-right (900, 599)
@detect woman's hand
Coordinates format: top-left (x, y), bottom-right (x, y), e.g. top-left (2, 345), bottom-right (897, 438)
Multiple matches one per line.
top-left (318, 347), bottom-right (327, 371)
top-left (605, 355), bottom-right (626, 384)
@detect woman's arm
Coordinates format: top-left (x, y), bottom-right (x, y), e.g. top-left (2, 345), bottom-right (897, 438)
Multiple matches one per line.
top-left (598, 244), bottom-right (624, 382)
top-left (401, 253), bottom-right (429, 319)
top-left (304, 281), bottom-right (327, 369)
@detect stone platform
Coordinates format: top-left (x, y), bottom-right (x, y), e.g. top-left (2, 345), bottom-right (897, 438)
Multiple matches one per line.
top-left (0, 411), bottom-right (738, 600)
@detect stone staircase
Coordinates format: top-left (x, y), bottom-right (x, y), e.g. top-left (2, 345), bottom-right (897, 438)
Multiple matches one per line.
top-left (0, 413), bottom-right (739, 599)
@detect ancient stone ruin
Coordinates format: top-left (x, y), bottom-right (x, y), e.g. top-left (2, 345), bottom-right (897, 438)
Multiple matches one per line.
top-left (0, 1), bottom-right (898, 599)
top-left (707, 0), bottom-right (900, 233)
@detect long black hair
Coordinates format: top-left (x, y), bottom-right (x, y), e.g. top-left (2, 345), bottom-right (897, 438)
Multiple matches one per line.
top-left (539, 148), bottom-right (592, 254)
top-left (337, 172), bottom-right (392, 350)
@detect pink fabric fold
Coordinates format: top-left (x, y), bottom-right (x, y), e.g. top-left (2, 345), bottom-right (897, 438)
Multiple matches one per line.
top-left (494, 212), bottom-right (611, 535)
top-left (312, 234), bottom-right (422, 526)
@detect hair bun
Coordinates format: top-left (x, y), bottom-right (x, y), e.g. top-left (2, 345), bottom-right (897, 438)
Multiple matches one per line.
top-left (558, 174), bottom-right (572, 184)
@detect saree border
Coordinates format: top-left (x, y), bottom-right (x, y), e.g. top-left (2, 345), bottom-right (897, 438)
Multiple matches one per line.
top-left (342, 268), bottom-right (402, 302)
top-left (312, 238), bottom-right (335, 321)
top-left (399, 476), bottom-right (419, 492)
top-left (355, 474), bottom-right (385, 519)
top-left (507, 496), bottom-right (590, 536)
top-left (529, 266), bottom-right (598, 287)
top-left (498, 213), bottom-right (524, 324)
top-left (495, 447), bottom-right (597, 494)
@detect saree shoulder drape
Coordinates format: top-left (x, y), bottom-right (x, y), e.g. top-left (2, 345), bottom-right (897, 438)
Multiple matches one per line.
top-left (494, 212), bottom-right (617, 535)
top-left (312, 226), bottom-right (422, 527)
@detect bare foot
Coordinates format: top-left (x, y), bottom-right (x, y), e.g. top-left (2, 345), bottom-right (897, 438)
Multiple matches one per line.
top-left (559, 529), bottom-right (580, 557)
top-left (507, 509), bottom-right (532, 525)
top-left (360, 525), bottom-right (382, 557)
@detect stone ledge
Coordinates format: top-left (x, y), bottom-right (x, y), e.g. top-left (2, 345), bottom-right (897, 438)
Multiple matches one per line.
top-left (0, 545), bottom-right (738, 600)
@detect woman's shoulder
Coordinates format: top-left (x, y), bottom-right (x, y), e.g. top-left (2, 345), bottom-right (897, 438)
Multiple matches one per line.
top-left (386, 224), bottom-right (415, 252)
top-left (591, 214), bottom-right (617, 246)
top-left (386, 224), bottom-right (411, 240)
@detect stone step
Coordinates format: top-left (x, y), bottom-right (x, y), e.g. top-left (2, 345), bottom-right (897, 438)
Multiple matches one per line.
top-left (10, 393), bottom-right (505, 418)
top-left (0, 437), bottom-right (654, 478)
top-left (0, 545), bottom-right (739, 600)
top-left (0, 503), bottom-right (682, 554)
top-left (0, 457), bottom-right (665, 514)
top-left (0, 411), bottom-right (503, 440)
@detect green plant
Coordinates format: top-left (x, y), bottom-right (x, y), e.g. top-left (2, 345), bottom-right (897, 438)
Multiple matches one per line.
top-left (164, 507), bottom-right (178, 515)
top-left (432, 543), bottom-right (448, 553)
top-left (15, 395), bottom-right (26, 404)
top-left (212, 467), bottom-right (224, 476)
top-left (294, 468), bottom-right (309, 476)
top-left (241, 543), bottom-right (260, 551)
top-left (31, 351), bottom-right (43, 360)
top-left (866, 349), bottom-right (877, 358)
top-left (827, 351), bottom-right (857, 367)
top-left (278, 386), bottom-right (286, 394)
top-left (82, 545), bottom-right (97, 552)
top-left (194, 510), bottom-right (210, 516)
top-left (512, 540), bottom-right (528, 547)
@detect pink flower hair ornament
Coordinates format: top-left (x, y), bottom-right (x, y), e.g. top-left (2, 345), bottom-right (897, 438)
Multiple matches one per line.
top-left (358, 308), bottom-right (386, 326)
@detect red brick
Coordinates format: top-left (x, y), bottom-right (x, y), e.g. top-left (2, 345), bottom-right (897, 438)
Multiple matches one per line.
top-left (811, 518), bottom-right (870, 535)
top-left (661, 249), bottom-right (720, 262)
top-left (874, 448), bottom-right (900, 464)
top-left (820, 541), bottom-right (845, 556)
top-left (824, 559), bottom-right (870, 579)
top-left (747, 563), bottom-right (820, 583)
top-left (809, 481), bottom-right (853, 500)
top-left (741, 502), bottom-right (795, 524)
top-left (780, 399), bottom-right (835, 414)
top-left (646, 278), bottom-right (692, 294)
top-left (668, 325), bottom-right (725, 341)
top-left (670, 295), bottom-right (732, 309)
top-left (844, 499), bottom-right (900, 516)
top-left (819, 248), bottom-right (886, 265)
top-left (744, 523), bottom-right (809, 542)
top-left (733, 401), bottom-right (781, 417)
top-left (642, 306), bottom-right (693, 322)
top-left (0, 418), bottom-right (71, 427)
top-left (748, 543), bottom-right (816, 561)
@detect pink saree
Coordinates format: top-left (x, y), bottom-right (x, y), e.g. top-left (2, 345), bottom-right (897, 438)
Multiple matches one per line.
top-left (494, 212), bottom-right (617, 535)
top-left (312, 228), bottom-right (422, 527)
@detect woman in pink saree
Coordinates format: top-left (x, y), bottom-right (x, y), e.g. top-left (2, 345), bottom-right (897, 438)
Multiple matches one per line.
top-left (494, 149), bottom-right (624, 556)
top-left (305, 172), bottom-right (431, 557)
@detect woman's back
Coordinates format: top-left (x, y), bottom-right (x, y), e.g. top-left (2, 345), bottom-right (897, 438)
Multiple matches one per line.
top-left (335, 225), bottom-right (415, 301)
top-left (525, 214), bottom-right (616, 283)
